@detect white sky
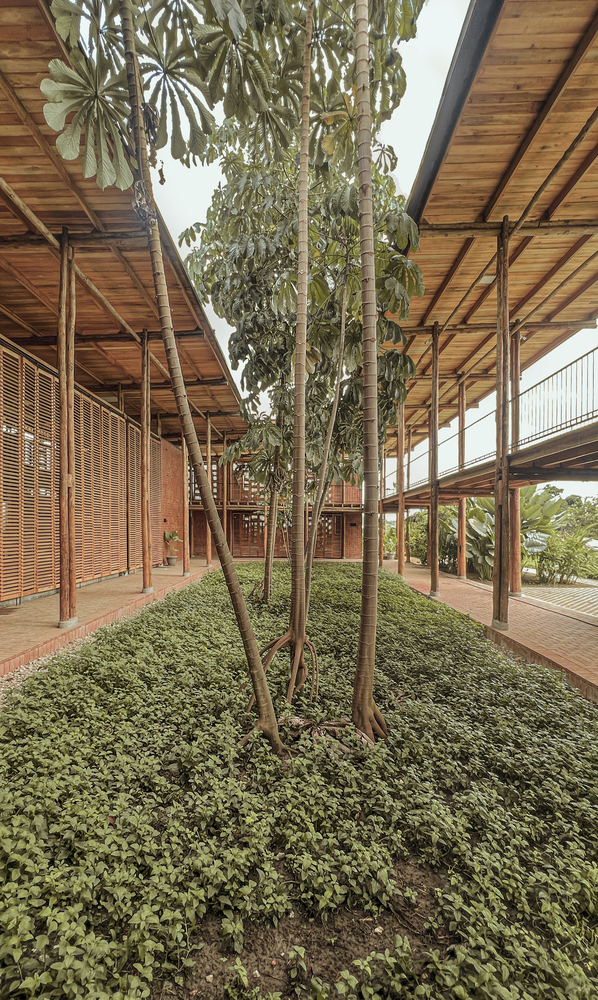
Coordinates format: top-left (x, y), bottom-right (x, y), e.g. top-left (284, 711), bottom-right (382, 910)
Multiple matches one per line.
top-left (152, 0), bottom-right (597, 500)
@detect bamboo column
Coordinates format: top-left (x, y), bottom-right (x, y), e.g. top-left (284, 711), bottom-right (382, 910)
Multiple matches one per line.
top-left (182, 435), bottom-right (190, 577)
top-left (510, 330), bottom-right (522, 595)
top-left (396, 402), bottom-right (405, 577)
top-left (430, 322), bottom-right (440, 597)
top-left (67, 244), bottom-right (77, 622)
top-left (205, 415), bottom-right (212, 565)
top-left (457, 379), bottom-right (467, 579)
top-left (141, 328), bottom-right (153, 593)
top-left (492, 217), bottom-right (511, 628)
top-left (57, 228), bottom-right (75, 627)
top-left (378, 446), bottom-right (385, 567)
top-left (406, 428), bottom-right (411, 562)
top-left (117, 382), bottom-right (124, 412)
top-left (222, 435), bottom-right (228, 542)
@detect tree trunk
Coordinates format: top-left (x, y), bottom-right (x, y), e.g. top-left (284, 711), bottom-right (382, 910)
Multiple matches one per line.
top-left (305, 279), bottom-right (347, 610)
top-left (259, 0), bottom-right (318, 702)
top-left (352, 0), bottom-right (386, 741)
top-left (263, 408), bottom-right (284, 601)
top-left (120, 0), bottom-right (281, 753)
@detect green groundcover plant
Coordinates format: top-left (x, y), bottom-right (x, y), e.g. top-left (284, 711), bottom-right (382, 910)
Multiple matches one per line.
top-left (1, 563), bottom-right (597, 999)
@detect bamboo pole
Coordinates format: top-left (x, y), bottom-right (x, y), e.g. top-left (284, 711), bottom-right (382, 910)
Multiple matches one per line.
top-left (405, 428), bottom-right (411, 562)
top-left (182, 435), bottom-right (190, 577)
top-left (457, 380), bottom-right (467, 579)
top-left (396, 402), bottom-right (405, 577)
top-left (57, 228), bottom-right (72, 627)
top-left (430, 323), bottom-right (440, 597)
top-left (510, 330), bottom-right (522, 596)
top-left (141, 329), bottom-right (153, 593)
top-left (492, 218), bottom-right (511, 628)
top-left (205, 414), bottom-right (212, 566)
top-left (67, 244), bottom-right (77, 623)
top-left (379, 446), bottom-right (385, 567)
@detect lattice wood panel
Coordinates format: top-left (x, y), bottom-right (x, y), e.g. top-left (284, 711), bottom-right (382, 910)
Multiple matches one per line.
top-left (127, 424), bottom-right (142, 571)
top-left (151, 437), bottom-right (162, 565)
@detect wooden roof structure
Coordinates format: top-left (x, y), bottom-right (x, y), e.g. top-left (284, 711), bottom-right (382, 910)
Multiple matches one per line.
top-left (0, 0), bottom-right (245, 446)
top-left (387, 0), bottom-right (598, 449)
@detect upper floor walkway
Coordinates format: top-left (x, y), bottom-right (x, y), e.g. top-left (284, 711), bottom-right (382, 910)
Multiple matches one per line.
top-left (383, 345), bottom-right (598, 509)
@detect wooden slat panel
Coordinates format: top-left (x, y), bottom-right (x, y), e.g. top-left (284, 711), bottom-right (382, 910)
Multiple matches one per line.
top-left (127, 423), bottom-right (142, 570)
top-left (150, 437), bottom-right (161, 566)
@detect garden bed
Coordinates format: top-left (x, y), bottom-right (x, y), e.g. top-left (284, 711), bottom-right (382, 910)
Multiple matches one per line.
top-left (1, 563), bottom-right (597, 999)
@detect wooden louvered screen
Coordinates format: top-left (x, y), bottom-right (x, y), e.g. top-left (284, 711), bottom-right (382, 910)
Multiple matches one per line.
top-left (150, 437), bottom-right (162, 565)
top-left (189, 458), bottom-right (222, 504)
top-left (230, 511), bottom-right (265, 557)
top-left (315, 514), bottom-right (343, 559)
top-left (0, 337), bottom-right (160, 604)
top-left (127, 424), bottom-right (142, 571)
top-left (1, 345), bottom-right (61, 602)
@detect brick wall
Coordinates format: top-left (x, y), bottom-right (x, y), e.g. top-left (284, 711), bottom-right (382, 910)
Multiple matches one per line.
top-left (343, 515), bottom-right (362, 559)
top-left (161, 440), bottom-right (185, 563)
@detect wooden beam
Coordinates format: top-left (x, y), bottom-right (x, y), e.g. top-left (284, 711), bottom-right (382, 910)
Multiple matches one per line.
top-left (510, 467), bottom-right (598, 482)
top-left (510, 236), bottom-right (594, 319)
top-left (463, 236), bottom-right (535, 324)
top-left (11, 329), bottom-right (205, 347)
top-left (492, 218), bottom-right (510, 629)
top-left (419, 220), bottom-right (598, 239)
top-left (0, 232), bottom-right (146, 249)
top-left (421, 238), bottom-right (475, 325)
top-left (429, 322), bottom-right (440, 597)
top-left (483, 8), bottom-right (598, 221)
top-left (141, 330), bottom-right (153, 594)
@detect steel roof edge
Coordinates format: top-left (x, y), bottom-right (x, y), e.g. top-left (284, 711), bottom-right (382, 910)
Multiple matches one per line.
top-left (406, 0), bottom-right (506, 223)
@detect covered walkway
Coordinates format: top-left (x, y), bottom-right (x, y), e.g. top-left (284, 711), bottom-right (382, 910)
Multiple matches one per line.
top-left (0, 560), bottom-right (214, 679)
top-left (387, 561), bottom-right (598, 704)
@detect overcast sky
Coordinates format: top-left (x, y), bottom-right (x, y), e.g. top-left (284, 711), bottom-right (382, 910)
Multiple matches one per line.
top-left (152, 0), bottom-right (597, 499)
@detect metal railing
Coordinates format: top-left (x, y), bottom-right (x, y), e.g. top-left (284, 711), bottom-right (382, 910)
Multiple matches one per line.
top-left (383, 346), bottom-right (598, 498)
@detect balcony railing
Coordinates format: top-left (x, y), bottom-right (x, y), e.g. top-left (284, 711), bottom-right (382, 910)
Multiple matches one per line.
top-left (384, 346), bottom-right (598, 497)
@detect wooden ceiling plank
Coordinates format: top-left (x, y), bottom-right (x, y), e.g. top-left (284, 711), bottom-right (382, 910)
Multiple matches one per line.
top-left (545, 140), bottom-right (598, 219)
top-left (464, 235), bottom-right (535, 322)
top-left (421, 238), bottom-right (476, 325)
top-left (510, 235), bottom-right (594, 318)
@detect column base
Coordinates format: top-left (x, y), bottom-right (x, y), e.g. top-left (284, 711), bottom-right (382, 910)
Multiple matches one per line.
top-left (429, 590), bottom-right (441, 598)
top-left (457, 575), bottom-right (468, 581)
top-left (142, 587), bottom-right (154, 594)
top-left (509, 590), bottom-right (522, 597)
top-left (58, 616), bottom-right (78, 629)
top-left (183, 572), bottom-right (190, 578)
top-left (491, 619), bottom-right (509, 631)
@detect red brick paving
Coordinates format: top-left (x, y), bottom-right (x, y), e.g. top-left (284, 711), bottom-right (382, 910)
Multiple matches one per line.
top-left (387, 560), bottom-right (598, 703)
top-left (0, 559), bottom-right (214, 678)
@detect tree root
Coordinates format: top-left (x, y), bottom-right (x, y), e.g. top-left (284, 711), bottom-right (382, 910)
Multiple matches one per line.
top-left (351, 701), bottom-right (388, 743)
top-left (245, 631), bottom-right (319, 712)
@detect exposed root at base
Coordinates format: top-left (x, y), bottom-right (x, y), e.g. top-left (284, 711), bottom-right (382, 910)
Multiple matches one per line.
top-left (246, 632), bottom-right (319, 712)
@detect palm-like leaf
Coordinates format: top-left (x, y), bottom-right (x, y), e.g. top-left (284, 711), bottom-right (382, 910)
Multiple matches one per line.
top-left (41, 51), bottom-right (134, 190)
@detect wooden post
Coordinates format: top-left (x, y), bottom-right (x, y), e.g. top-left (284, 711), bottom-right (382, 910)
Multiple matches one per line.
top-left (396, 402), bottom-right (405, 576)
top-left (222, 436), bottom-right (228, 543)
top-left (379, 446), bottom-right (385, 566)
top-left (117, 382), bottom-right (124, 412)
top-left (457, 379), bottom-right (467, 579)
top-left (57, 227), bottom-right (73, 627)
top-left (492, 217), bottom-right (510, 628)
top-left (66, 244), bottom-right (77, 623)
top-left (510, 330), bottom-right (522, 595)
top-left (141, 328), bottom-right (153, 593)
top-left (205, 415), bottom-right (212, 565)
top-left (406, 427), bottom-right (411, 562)
top-left (430, 322), bottom-right (440, 596)
top-left (157, 412), bottom-right (162, 437)
top-left (182, 435), bottom-right (190, 577)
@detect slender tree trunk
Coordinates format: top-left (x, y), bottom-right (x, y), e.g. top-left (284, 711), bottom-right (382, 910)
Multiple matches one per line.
top-left (263, 408), bottom-right (284, 600)
top-left (352, 0), bottom-right (386, 741)
top-left (305, 279), bottom-right (347, 610)
top-left (259, 0), bottom-right (318, 702)
top-left (120, 0), bottom-right (281, 753)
